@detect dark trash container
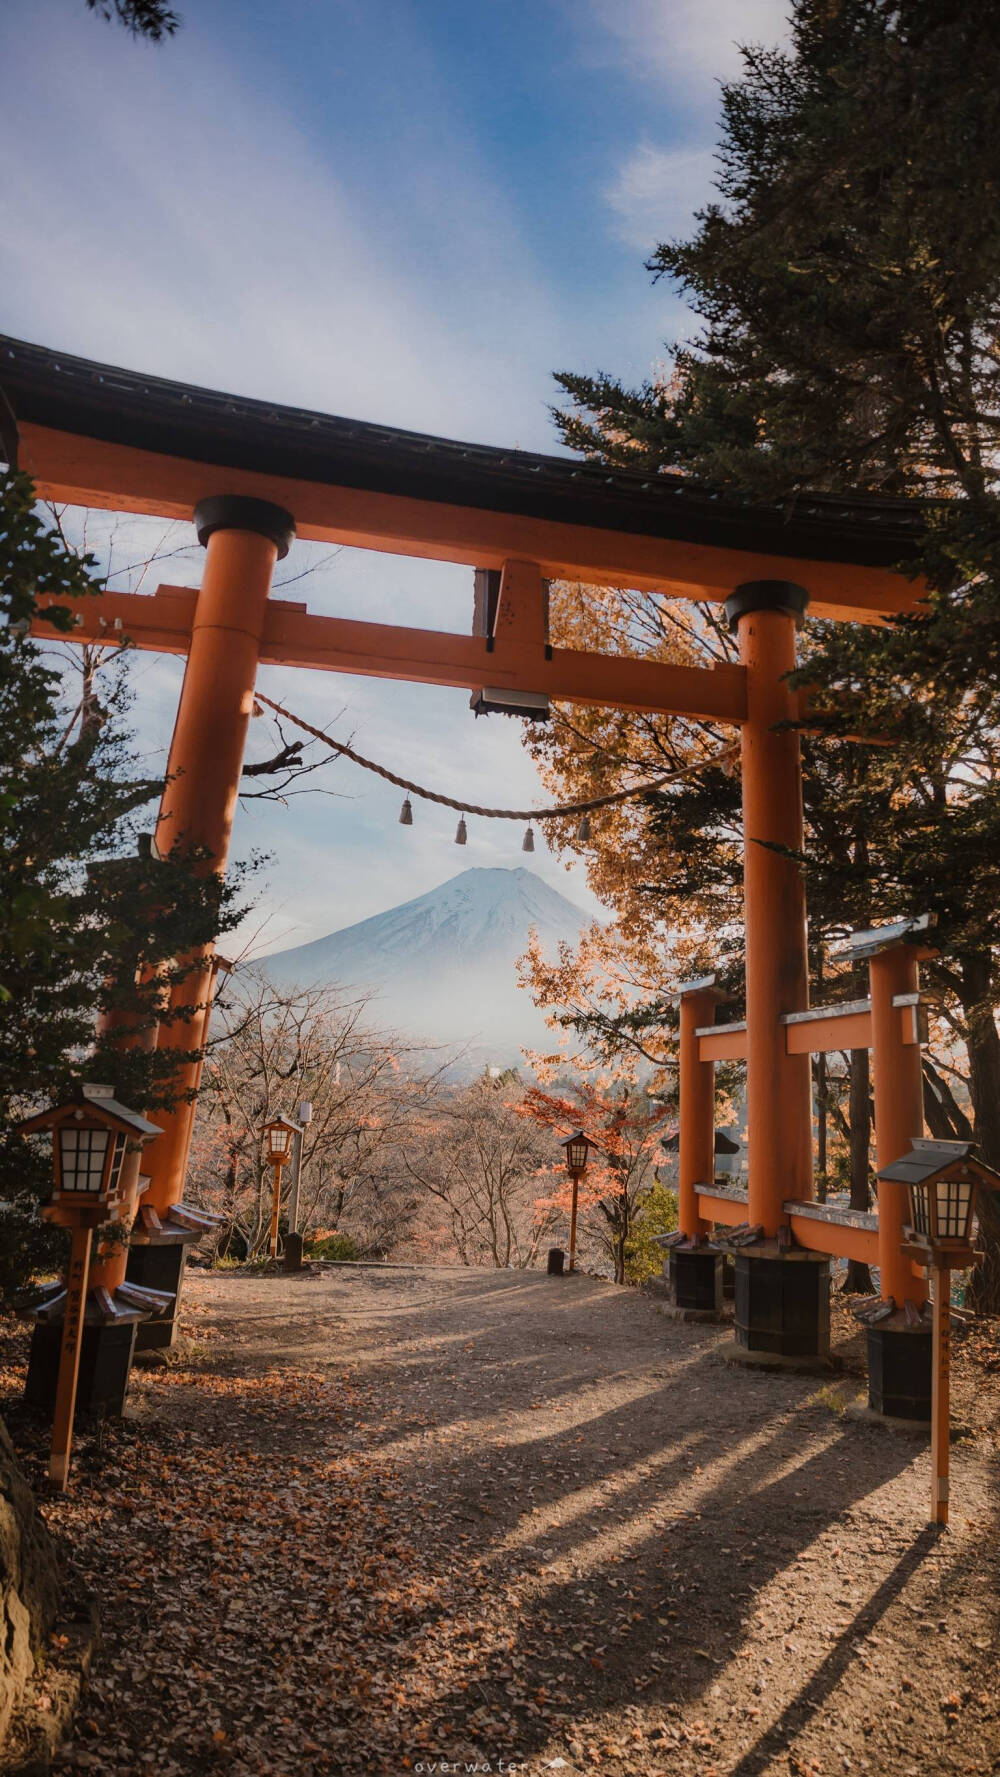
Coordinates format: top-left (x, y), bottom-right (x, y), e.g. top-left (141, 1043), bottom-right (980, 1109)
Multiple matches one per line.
top-left (547, 1247), bottom-right (566, 1276)
top-left (283, 1232), bottom-right (304, 1273)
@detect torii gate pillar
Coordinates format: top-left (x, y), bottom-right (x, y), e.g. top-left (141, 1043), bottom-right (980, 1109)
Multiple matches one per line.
top-left (726, 582), bottom-right (830, 1360)
top-left (127, 495), bottom-right (295, 1349)
top-left (866, 938), bottom-right (933, 1418)
top-left (668, 978), bottom-right (727, 1314)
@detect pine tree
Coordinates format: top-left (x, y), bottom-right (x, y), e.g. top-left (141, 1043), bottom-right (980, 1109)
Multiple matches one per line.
top-left (546, 0), bottom-right (1000, 1305)
top-left (0, 470), bottom-right (248, 1292)
top-left (84, 0), bottom-right (179, 41)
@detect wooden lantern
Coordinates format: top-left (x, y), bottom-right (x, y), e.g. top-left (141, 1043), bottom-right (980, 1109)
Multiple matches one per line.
top-left (559, 1130), bottom-right (592, 1274)
top-left (262, 1116), bottom-right (299, 1258)
top-left (878, 1138), bottom-right (1000, 1526)
top-left (262, 1116), bottom-right (298, 1167)
top-left (560, 1129), bottom-right (591, 1177)
top-left (879, 1138), bottom-right (1000, 1268)
top-left (17, 1084), bottom-right (162, 1489)
top-left (20, 1083), bottom-right (162, 1226)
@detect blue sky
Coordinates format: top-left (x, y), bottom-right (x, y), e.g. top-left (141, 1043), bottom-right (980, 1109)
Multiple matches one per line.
top-left (1, 0), bottom-right (789, 954)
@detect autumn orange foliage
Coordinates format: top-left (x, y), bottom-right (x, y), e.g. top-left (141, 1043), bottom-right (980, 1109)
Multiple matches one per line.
top-left (518, 581), bottom-right (742, 1095)
top-left (519, 1074), bottom-right (666, 1283)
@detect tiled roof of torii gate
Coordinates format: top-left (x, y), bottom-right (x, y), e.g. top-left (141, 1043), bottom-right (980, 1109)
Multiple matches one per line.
top-left (0, 333), bottom-right (929, 570)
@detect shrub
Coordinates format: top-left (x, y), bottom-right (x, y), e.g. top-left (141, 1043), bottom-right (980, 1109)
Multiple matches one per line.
top-left (624, 1182), bottom-right (678, 1286)
top-left (306, 1231), bottom-right (360, 1263)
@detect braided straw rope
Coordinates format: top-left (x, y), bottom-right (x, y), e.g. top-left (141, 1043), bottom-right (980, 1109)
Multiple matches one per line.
top-left (254, 691), bottom-right (738, 821)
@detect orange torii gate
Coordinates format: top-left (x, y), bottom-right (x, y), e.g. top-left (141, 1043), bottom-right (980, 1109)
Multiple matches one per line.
top-left (1, 335), bottom-right (933, 1410)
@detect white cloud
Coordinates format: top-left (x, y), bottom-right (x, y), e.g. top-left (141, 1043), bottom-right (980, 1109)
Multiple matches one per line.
top-left (605, 142), bottom-right (718, 252)
top-left (584, 0), bottom-right (791, 93)
top-left (4, 1), bottom-right (652, 952)
top-left (0, 1), bottom-right (564, 448)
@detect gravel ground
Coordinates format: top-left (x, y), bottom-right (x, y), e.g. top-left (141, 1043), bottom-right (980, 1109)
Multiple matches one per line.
top-left (3, 1263), bottom-right (999, 1777)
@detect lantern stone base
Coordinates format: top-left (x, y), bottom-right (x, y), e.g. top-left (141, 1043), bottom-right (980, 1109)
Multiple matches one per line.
top-left (127, 1242), bottom-right (187, 1352)
top-left (25, 1320), bottom-right (138, 1419)
top-left (866, 1322), bottom-right (932, 1421)
top-left (734, 1247), bottom-right (831, 1360)
top-left (669, 1247), bottom-right (724, 1313)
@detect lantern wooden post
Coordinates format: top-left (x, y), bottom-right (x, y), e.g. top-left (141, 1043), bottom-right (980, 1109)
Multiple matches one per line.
top-left (49, 1222), bottom-right (93, 1490)
top-left (560, 1132), bottom-right (591, 1274)
top-left (930, 1262), bottom-right (951, 1525)
top-left (269, 1160), bottom-right (284, 1259)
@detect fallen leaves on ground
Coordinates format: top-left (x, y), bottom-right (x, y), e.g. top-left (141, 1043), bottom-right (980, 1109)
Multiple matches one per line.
top-left (0, 1268), bottom-right (998, 1777)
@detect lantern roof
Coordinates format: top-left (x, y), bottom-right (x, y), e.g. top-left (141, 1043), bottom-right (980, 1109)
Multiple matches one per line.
top-left (17, 1083), bottom-right (162, 1142)
top-left (560, 1129), bottom-right (588, 1148)
top-left (877, 1138), bottom-right (1000, 1188)
top-left (262, 1114), bottom-right (300, 1133)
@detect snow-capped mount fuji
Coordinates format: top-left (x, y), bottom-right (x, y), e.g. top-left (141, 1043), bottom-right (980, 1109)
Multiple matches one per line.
top-left (260, 867), bottom-right (591, 1071)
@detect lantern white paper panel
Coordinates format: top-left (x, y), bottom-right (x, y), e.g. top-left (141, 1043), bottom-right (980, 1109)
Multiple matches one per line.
top-left (59, 1125), bottom-right (110, 1193)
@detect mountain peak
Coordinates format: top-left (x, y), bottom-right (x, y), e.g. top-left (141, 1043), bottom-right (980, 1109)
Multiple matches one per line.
top-left (261, 865), bottom-right (590, 1071)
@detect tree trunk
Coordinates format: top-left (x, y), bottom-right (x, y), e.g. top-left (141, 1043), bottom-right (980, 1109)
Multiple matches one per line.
top-left (79, 649), bottom-right (105, 739)
top-left (214, 1151), bottom-right (240, 1262)
top-left (921, 1056), bottom-right (974, 1141)
top-left (815, 1053), bottom-right (828, 1202)
top-left (614, 1198), bottom-right (628, 1285)
top-left (958, 952), bottom-right (1000, 1314)
top-left (842, 1047), bottom-right (875, 1294)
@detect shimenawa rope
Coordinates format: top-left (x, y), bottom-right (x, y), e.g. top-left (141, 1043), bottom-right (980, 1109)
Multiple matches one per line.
top-left (253, 691), bottom-right (737, 822)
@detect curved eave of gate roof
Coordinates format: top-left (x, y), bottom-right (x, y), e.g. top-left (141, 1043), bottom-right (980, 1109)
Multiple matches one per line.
top-left (0, 334), bottom-right (928, 570)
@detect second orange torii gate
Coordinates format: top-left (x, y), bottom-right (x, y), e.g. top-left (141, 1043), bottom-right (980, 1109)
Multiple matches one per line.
top-left (1, 334), bottom-right (933, 1380)
top-left (672, 917), bottom-right (936, 1411)
top-left (679, 918), bottom-right (932, 1291)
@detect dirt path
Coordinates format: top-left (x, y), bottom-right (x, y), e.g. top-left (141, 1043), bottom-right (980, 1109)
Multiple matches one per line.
top-left (4, 1265), bottom-right (1000, 1777)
